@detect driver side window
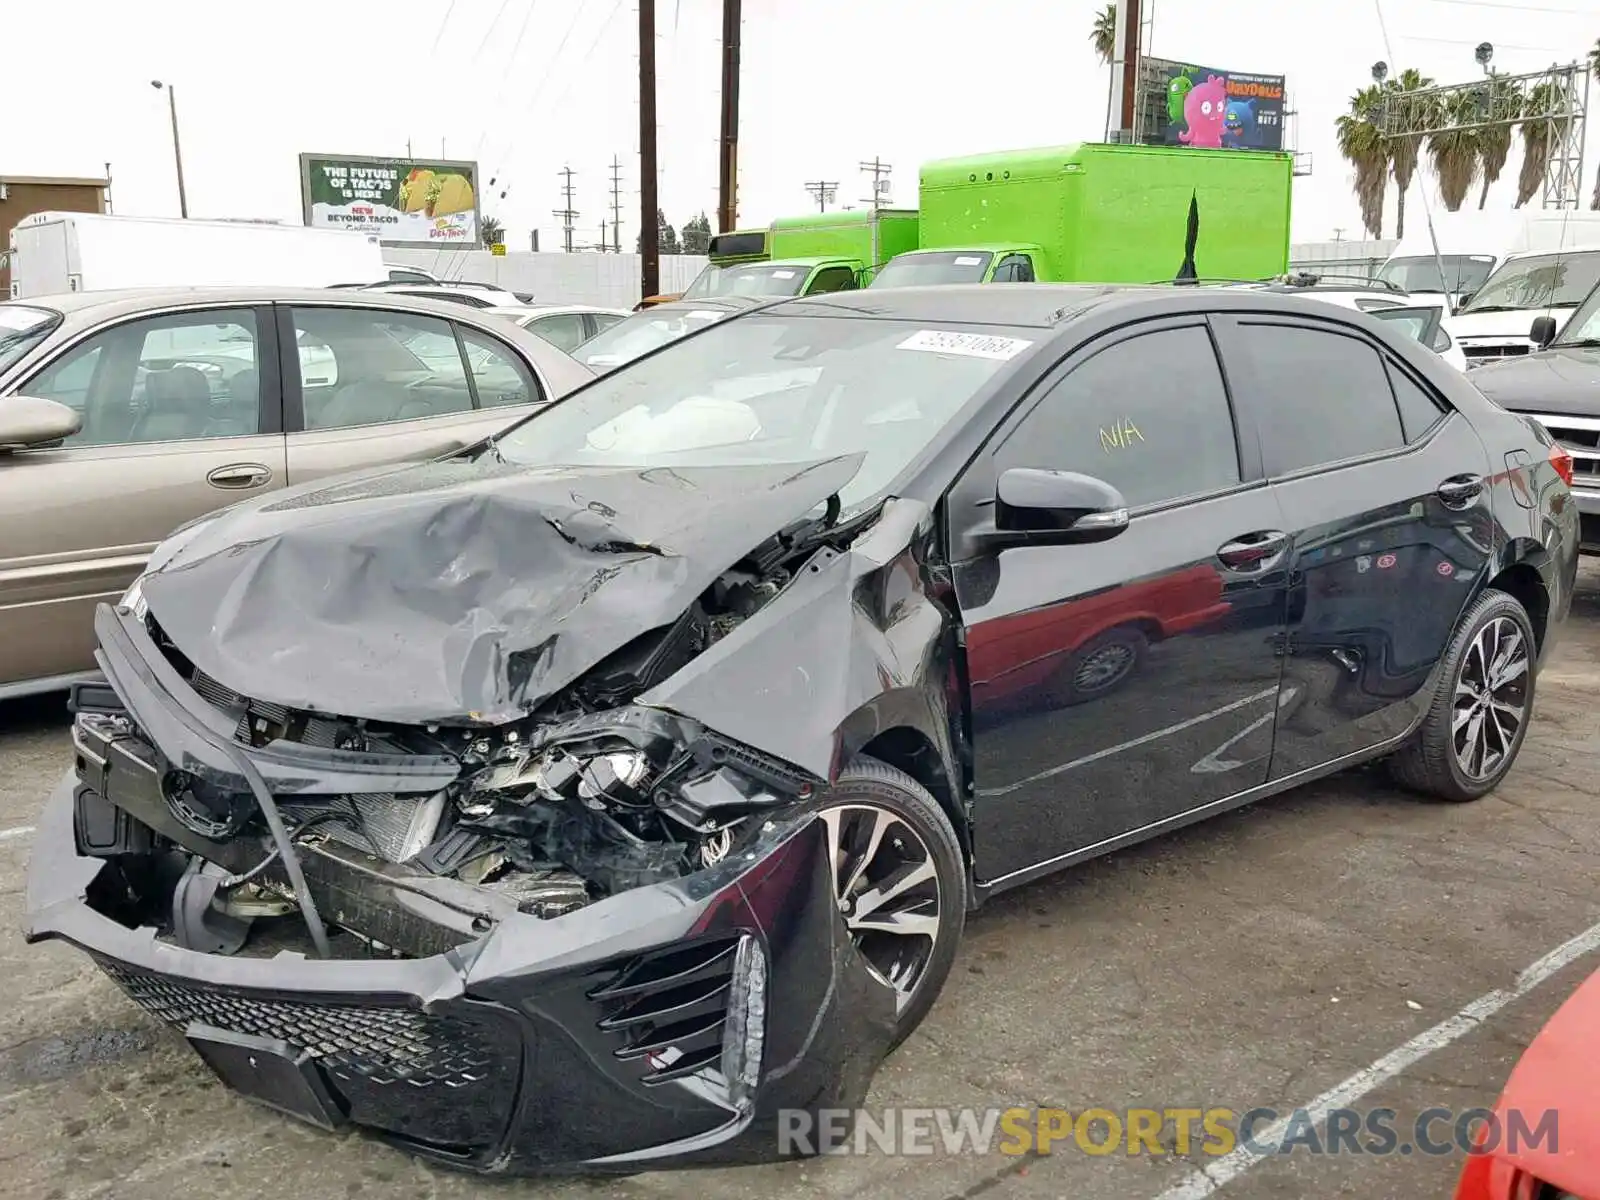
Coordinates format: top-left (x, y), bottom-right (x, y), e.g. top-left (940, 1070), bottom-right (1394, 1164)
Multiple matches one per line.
top-left (994, 324), bottom-right (1241, 509)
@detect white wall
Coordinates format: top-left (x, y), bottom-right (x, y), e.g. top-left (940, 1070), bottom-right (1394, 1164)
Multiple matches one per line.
top-left (382, 248), bottom-right (707, 308)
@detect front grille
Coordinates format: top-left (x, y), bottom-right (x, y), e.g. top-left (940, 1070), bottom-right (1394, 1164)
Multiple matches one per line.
top-left (589, 936), bottom-right (740, 1084)
top-left (1464, 343), bottom-right (1531, 361)
top-left (99, 961), bottom-right (492, 1089)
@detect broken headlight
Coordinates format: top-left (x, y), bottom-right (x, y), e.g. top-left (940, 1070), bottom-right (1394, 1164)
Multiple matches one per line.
top-left (119, 573), bottom-right (149, 621)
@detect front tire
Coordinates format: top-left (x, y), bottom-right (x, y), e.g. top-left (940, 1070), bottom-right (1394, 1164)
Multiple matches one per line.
top-left (817, 758), bottom-right (967, 1050)
top-left (1388, 588), bottom-right (1537, 802)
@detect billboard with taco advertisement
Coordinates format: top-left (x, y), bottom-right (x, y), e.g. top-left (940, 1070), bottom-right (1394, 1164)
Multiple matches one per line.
top-left (1147, 62), bottom-right (1286, 152)
top-left (298, 153), bottom-right (481, 247)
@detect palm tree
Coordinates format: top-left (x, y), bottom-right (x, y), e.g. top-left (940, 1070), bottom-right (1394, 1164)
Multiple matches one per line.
top-left (1515, 81), bottom-right (1563, 208)
top-left (1384, 69), bottom-right (1435, 239)
top-left (1092, 5), bottom-right (1117, 139)
top-left (1337, 86), bottom-right (1389, 238)
top-left (1428, 91), bottom-right (1482, 210)
top-left (480, 215), bottom-right (504, 246)
top-left (1475, 77), bottom-right (1523, 209)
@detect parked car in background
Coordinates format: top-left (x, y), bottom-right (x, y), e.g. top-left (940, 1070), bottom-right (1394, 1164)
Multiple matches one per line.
top-left (573, 295), bottom-right (772, 371)
top-left (1447, 246), bottom-right (1600, 368)
top-left (1467, 274), bottom-right (1600, 553)
top-left (28, 284), bottom-right (1575, 1175)
top-left (0, 286), bottom-right (592, 699)
top-left (1222, 275), bottom-right (1468, 371)
top-left (354, 281), bottom-right (529, 309)
top-left (484, 304), bottom-right (628, 354)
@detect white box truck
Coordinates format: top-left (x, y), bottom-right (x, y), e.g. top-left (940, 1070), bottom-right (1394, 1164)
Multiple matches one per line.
top-left (7, 212), bottom-right (388, 298)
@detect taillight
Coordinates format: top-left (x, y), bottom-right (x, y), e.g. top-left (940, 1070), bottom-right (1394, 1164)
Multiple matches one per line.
top-left (1550, 443), bottom-right (1574, 487)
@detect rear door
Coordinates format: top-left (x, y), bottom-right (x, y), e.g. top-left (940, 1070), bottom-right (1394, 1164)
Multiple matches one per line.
top-left (280, 304), bottom-right (545, 485)
top-left (0, 304), bottom-right (285, 689)
top-left (1213, 313), bottom-right (1495, 778)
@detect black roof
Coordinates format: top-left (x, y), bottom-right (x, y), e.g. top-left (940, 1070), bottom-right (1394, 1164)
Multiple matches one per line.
top-left (764, 283), bottom-right (1375, 328)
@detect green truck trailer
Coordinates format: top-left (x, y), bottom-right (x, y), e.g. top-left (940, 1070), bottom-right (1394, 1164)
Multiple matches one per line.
top-left (869, 142), bottom-right (1292, 287)
top-left (681, 208), bottom-right (919, 300)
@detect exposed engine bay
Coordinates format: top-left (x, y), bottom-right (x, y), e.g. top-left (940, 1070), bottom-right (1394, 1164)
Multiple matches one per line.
top-left (75, 531), bottom-right (832, 963)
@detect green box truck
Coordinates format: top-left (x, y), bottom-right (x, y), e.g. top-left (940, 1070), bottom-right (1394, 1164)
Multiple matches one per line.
top-left (869, 142), bottom-right (1292, 288)
top-left (681, 208), bottom-right (920, 300)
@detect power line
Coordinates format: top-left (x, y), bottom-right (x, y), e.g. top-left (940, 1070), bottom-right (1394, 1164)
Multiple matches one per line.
top-left (427, 0), bottom-right (459, 57)
top-left (804, 181), bottom-right (839, 211)
top-left (554, 166), bottom-right (579, 253)
top-left (610, 155), bottom-right (624, 253)
top-left (1422, 0), bottom-right (1594, 14)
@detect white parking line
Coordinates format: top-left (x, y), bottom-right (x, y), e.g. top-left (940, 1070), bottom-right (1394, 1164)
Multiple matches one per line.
top-left (1152, 920), bottom-right (1600, 1200)
top-left (0, 825), bottom-right (35, 842)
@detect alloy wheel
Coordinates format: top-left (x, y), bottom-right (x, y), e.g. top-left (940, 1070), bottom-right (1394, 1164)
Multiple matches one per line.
top-left (818, 804), bottom-right (942, 1013)
top-left (1073, 641), bottom-right (1137, 692)
top-left (1452, 615), bottom-right (1530, 782)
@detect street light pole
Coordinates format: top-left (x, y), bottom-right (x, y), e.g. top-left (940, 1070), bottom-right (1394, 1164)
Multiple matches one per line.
top-left (151, 81), bottom-right (188, 218)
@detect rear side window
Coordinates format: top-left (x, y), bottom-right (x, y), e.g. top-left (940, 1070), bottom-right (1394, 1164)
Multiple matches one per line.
top-left (1387, 364), bottom-right (1446, 442)
top-left (1235, 324), bottom-right (1405, 475)
top-left (995, 324), bottom-right (1241, 509)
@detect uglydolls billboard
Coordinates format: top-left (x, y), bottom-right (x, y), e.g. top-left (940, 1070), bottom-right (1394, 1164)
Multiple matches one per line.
top-left (1159, 65), bottom-right (1286, 152)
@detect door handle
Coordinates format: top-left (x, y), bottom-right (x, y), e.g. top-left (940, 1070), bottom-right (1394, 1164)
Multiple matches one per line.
top-left (207, 463), bottom-right (272, 490)
top-left (1436, 473), bottom-right (1484, 509)
top-left (1217, 530), bottom-right (1288, 571)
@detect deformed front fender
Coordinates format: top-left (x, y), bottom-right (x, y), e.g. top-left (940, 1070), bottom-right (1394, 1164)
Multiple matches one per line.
top-left (639, 498), bottom-right (960, 790)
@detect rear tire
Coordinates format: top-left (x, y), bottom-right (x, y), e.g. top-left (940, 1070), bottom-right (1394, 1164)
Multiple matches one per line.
top-left (818, 758), bottom-right (967, 1051)
top-left (1388, 588), bottom-right (1537, 802)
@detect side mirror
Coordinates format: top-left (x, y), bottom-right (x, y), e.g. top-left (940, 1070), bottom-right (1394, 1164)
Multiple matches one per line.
top-left (1530, 316), bottom-right (1557, 349)
top-left (1458, 292), bottom-right (1475, 308)
top-left (0, 395), bottom-right (82, 451)
top-left (989, 468), bottom-right (1130, 546)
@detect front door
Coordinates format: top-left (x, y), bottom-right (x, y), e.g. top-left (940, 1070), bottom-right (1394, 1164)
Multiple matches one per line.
top-left (0, 305), bottom-right (286, 690)
top-left (1213, 313), bottom-right (1496, 777)
top-left (953, 318), bottom-right (1290, 885)
top-left (281, 305), bottom-right (543, 485)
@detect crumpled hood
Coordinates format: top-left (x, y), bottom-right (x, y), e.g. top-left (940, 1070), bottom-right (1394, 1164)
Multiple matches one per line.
top-left (1469, 343), bottom-right (1600, 417)
top-left (140, 453), bottom-right (864, 726)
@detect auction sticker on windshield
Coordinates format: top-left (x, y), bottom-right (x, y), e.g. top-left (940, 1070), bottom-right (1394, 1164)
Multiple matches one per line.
top-left (898, 329), bottom-right (1034, 360)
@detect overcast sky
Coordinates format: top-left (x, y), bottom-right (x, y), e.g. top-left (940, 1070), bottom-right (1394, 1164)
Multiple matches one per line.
top-left (7, 0), bottom-right (1596, 250)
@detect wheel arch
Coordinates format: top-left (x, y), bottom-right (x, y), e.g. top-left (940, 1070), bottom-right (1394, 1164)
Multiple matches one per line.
top-left (834, 690), bottom-right (970, 865)
top-left (1480, 538), bottom-right (1552, 655)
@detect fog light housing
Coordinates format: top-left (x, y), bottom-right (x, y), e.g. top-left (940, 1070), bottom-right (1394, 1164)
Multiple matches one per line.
top-left (720, 934), bottom-right (768, 1110)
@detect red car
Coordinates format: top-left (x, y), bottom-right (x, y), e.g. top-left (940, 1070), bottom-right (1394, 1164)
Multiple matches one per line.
top-left (1456, 969), bottom-right (1600, 1200)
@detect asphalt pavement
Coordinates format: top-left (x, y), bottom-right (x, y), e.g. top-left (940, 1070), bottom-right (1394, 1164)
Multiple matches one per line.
top-left (2, 564), bottom-right (1598, 1200)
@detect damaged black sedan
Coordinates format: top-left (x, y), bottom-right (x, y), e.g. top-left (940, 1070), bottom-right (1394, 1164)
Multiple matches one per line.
top-left (25, 285), bottom-right (1576, 1173)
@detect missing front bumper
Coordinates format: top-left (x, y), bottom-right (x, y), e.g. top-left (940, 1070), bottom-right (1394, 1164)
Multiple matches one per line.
top-left (26, 773), bottom-right (896, 1173)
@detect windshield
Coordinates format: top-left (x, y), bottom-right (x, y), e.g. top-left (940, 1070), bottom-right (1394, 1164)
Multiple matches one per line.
top-left (1553, 278), bottom-right (1600, 346)
top-left (1460, 251), bottom-right (1600, 314)
top-left (680, 263), bottom-right (810, 299)
top-left (870, 251), bottom-right (995, 289)
top-left (576, 307), bottom-right (734, 371)
top-left (495, 315), bottom-right (1038, 512)
top-left (1376, 255), bottom-right (1495, 296)
top-left (0, 305), bottom-right (61, 375)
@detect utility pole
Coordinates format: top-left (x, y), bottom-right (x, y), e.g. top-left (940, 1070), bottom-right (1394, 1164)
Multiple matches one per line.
top-left (1108, 0), bottom-right (1143, 140)
top-left (717, 0), bottom-right (742, 232)
top-left (609, 155), bottom-right (624, 253)
top-left (554, 166), bottom-right (578, 253)
top-left (600, 219), bottom-right (607, 251)
top-left (804, 181), bottom-right (838, 212)
top-left (639, 0), bottom-right (660, 297)
top-left (858, 157), bottom-right (891, 207)
top-left (150, 81), bottom-right (188, 218)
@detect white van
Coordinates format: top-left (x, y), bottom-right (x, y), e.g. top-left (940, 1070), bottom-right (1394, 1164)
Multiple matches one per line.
top-left (1376, 210), bottom-right (1600, 310)
top-left (7, 212), bottom-right (387, 298)
top-left (1445, 246), bottom-right (1600, 368)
